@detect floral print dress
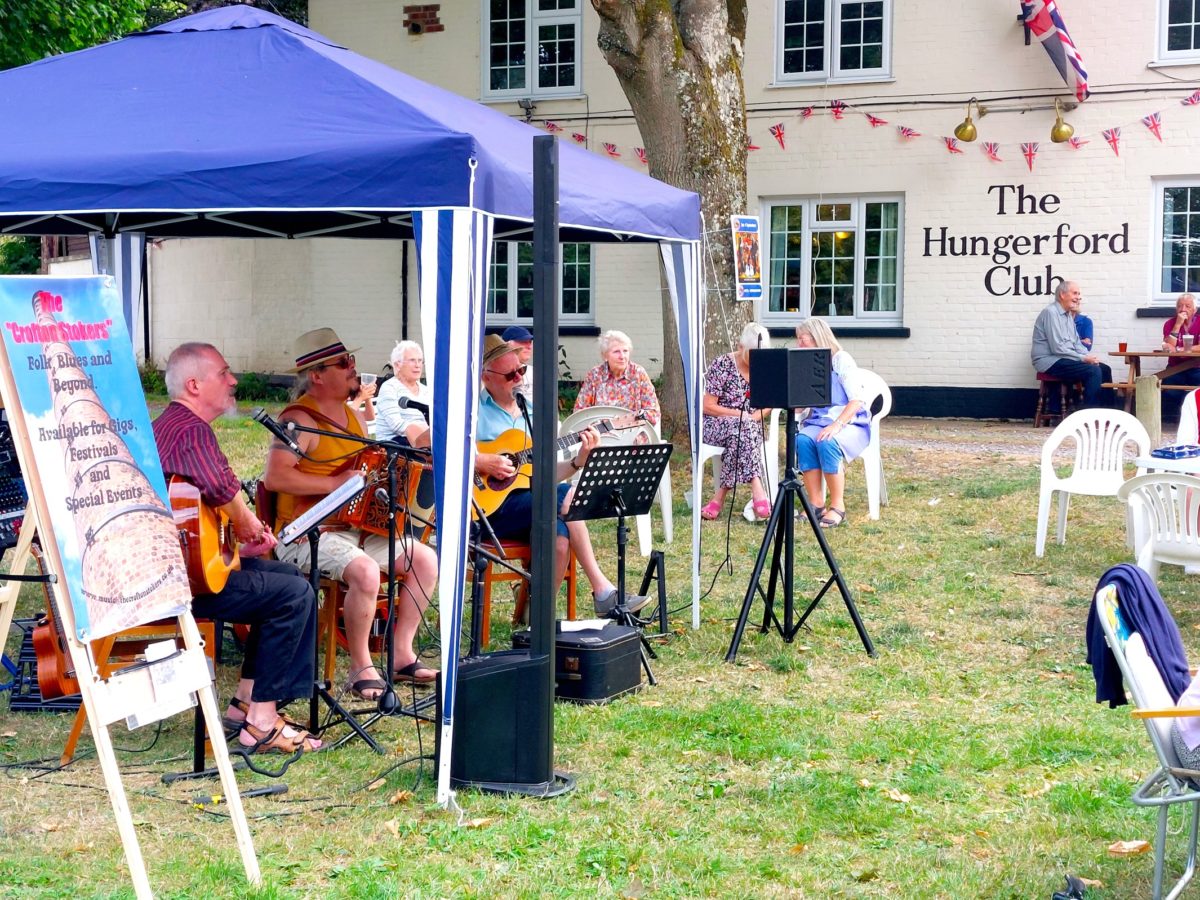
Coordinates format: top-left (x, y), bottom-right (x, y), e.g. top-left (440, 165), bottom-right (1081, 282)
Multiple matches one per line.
top-left (702, 353), bottom-right (765, 489)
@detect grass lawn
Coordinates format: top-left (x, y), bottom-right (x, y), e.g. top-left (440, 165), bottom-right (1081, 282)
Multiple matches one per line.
top-left (0, 409), bottom-right (1190, 898)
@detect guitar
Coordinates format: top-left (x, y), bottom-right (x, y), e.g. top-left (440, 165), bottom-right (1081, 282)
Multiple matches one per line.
top-left (31, 542), bottom-right (79, 700)
top-left (473, 414), bottom-right (645, 517)
top-left (168, 476), bottom-right (240, 595)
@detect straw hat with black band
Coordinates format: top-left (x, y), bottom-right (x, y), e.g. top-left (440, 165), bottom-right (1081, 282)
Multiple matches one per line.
top-left (289, 327), bottom-right (360, 373)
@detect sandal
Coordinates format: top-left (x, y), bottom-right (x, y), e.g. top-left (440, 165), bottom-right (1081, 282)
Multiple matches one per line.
top-left (752, 499), bottom-right (772, 520)
top-left (223, 697), bottom-right (307, 733)
top-left (237, 718), bottom-right (321, 755)
top-left (700, 499), bottom-right (723, 520)
top-left (347, 677), bottom-right (388, 701)
top-left (392, 661), bottom-right (438, 684)
top-left (819, 508), bottom-right (846, 529)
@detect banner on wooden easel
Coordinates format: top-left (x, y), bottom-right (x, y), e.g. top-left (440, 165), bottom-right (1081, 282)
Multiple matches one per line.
top-left (0, 276), bottom-right (189, 641)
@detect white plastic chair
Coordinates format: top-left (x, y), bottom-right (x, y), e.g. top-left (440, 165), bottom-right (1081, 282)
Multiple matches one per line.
top-left (1094, 583), bottom-right (1200, 900)
top-left (1035, 408), bottom-right (1151, 557)
top-left (559, 405), bottom-right (671, 557)
top-left (1178, 388), bottom-right (1200, 444)
top-left (1118, 473), bottom-right (1200, 580)
top-left (695, 411), bottom-right (781, 521)
top-left (805, 369), bottom-right (891, 520)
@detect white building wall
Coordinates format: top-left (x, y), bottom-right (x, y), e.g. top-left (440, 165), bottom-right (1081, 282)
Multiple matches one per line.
top-left (144, 0), bottom-right (1200, 411)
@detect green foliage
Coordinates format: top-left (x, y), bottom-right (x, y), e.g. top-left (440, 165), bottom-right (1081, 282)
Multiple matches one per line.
top-left (138, 359), bottom-right (166, 396)
top-left (0, 1), bottom-right (150, 70)
top-left (234, 371), bottom-right (288, 402)
top-left (0, 237), bottom-right (39, 275)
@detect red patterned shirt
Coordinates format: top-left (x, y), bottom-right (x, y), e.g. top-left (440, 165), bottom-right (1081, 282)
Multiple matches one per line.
top-left (152, 402), bottom-right (240, 507)
top-left (573, 361), bottom-right (660, 426)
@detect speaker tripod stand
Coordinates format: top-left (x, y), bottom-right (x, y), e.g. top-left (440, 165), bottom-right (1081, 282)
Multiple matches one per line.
top-left (725, 408), bottom-right (876, 662)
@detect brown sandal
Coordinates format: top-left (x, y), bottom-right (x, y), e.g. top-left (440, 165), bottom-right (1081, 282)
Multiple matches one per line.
top-left (224, 697), bottom-right (307, 733)
top-left (238, 717), bottom-right (322, 754)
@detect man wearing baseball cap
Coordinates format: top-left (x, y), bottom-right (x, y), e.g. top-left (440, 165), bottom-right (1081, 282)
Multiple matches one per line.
top-left (264, 328), bottom-right (438, 700)
top-left (476, 334), bottom-right (647, 616)
top-left (500, 325), bottom-right (534, 403)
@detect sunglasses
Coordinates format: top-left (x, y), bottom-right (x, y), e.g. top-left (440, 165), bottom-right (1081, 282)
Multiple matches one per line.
top-left (486, 364), bottom-right (527, 383)
top-left (317, 354), bottom-right (355, 371)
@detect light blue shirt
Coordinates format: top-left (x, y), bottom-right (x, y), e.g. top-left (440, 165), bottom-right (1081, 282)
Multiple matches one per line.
top-left (476, 389), bottom-right (530, 443)
top-left (1031, 300), bottom-right (1088, 373)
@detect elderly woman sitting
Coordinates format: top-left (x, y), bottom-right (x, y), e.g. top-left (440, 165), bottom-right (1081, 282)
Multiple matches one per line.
top-left (793, 318), bottom-right (871, 528)
top-left (375, 340), bottom-right (431, 448)
top-left (699, 322), bottom-right (773, 521)
top-left (573, 329), bottom-right (661, 427)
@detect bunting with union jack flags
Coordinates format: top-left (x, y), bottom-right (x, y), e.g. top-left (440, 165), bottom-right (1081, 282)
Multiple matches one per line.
top-left (1142, 112), bottom-right (1164, 141)
top-left (1183, 90), bottom-right (1200, 106)
top-left (864, 113), bottom-right (888, 128)
top-left (635, 147), bottom-right (648, 165)
top-left (983, 142), bottom-right (1003, 162)
top-left (1020, 1), bottom-right (1090, 102)
top-left (769, 122), bottom-right (786, 150)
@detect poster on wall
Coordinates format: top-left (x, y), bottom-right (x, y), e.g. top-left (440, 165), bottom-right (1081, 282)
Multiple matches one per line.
top-left (731, 215), bottom-right (762, 301)
top-left (0, 276), bottom-right (189, 641)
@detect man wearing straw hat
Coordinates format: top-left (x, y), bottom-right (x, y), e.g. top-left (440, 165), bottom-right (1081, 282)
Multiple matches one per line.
top-left (265, 328), bottom-right (438, 701)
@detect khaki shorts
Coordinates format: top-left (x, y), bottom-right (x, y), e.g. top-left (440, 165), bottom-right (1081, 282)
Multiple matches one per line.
top-left (276, 529), bottom-right (415, 582)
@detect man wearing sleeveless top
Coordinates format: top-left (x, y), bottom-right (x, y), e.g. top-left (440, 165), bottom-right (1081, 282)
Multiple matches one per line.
top-left (264, 328), bottom-right (438, 701)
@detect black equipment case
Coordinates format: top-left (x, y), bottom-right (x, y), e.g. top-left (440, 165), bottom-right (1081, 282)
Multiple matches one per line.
top-left (512, 624), bottom-right (642, 704)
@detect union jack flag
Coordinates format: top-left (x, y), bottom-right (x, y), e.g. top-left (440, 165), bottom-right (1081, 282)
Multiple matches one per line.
top-left (864, 113), bottom-right (888, 128)
top-left (896, 125), bottom-right (921, 139)
top-left (543, 121), bottom-right (563, 133)
top-left (1021, 141), bottom-right (1040, 172)
top-left (603, 142), bottom-right (620, 158)
top-left (1182, 90), bottom-right (1200, 106)
top-left (1142, 112), bottom-right (1164, 142)
top-left (1067, 136), bottom-right (1089, 150)
top-left (571, 132), bottom-right (587, 144)
top-left (635, 147), bottom-right (648, 165)
top-left (1102, 127), bottom-right (1121, 156)
top-left (830, 100), bottom-right (847, 120)
top-left (769, 122), bottom-right (786, 150)
top-left (943, 137), bottom-right (963, 154)
top-left (747, 138), bottom-right (761, 151)
top-left (1020, 1), bottom-right (1090, 102)
top-left (800, 107), bottom-right (814, 120)
top-left (983, 142), bottom-right (1002, 162)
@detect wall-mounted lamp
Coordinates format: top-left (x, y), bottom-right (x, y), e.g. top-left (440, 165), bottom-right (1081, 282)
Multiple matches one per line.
top-left (517, 98), bottom-right (536, 123)
top-left (1049, 97), bottom-right (1074, 143)
top-left (953, 98), bottom-right (985, 143)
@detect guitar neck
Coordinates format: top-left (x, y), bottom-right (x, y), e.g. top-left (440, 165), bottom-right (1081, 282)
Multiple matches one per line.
top-left (511, 424), bottom-right (610, 467)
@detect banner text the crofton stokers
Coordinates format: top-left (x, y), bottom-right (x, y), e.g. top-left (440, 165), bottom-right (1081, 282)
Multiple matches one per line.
top-left (922, 184), bottom-right (1130, 297)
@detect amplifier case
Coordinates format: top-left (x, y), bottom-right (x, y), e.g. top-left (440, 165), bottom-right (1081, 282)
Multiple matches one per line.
top-left (512, 625), bottom-right (643, 704)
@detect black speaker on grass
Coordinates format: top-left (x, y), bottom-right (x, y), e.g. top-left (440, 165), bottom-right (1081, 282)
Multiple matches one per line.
top-left (749, 347), bottom-right (832, 409)
top-left (438, 650), bottom-right (570, 796)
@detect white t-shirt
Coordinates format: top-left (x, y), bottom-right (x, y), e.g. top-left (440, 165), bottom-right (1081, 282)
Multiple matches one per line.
top-left (375, 377), bottom-right (432, 443)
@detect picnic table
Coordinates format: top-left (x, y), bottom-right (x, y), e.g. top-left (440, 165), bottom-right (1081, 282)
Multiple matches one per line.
top-left (1106, 349), bottom-right (1200, 413)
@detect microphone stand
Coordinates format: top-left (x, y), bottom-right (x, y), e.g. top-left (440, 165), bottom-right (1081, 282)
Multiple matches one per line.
top-left (254, 411), bottom-right (433, 732)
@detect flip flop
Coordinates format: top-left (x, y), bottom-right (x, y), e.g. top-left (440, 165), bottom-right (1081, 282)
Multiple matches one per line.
top-left (347, 677), bottom-right (388, 701)
top-left (392, 661), bottom-right (438, 684)
top-left (819, 508), bottom-right (846, 529)
top-left (700, 499), bottom-right (723, 520)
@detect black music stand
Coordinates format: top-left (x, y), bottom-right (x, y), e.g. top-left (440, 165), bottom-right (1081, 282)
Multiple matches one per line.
top-left (724, 408), bottom-right (876, 662)
top-left (565, 443), bottom-right (672, 685)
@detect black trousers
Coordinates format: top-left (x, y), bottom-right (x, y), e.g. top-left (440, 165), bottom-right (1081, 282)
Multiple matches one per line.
top-left (191, 557), bottom-right (316, 705)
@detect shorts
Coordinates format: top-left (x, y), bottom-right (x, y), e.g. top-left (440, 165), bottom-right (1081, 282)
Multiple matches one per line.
top-left (275, 528), bottom-right (421, 581)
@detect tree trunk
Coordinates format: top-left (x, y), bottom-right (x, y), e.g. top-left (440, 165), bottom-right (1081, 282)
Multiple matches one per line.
top-left (591, 0), bottom-right (752, 451)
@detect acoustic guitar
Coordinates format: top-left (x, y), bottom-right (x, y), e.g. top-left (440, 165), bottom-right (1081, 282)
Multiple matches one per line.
top-left (473, 414), bottom-right (645, 517)
top-left (31, 542), bottom-right (79, 700)
top-left (168, 476), bottom-right (240, 595)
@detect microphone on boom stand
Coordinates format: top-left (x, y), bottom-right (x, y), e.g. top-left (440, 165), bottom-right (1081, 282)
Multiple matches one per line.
top-left (396, 396), bottom-right (430, 422)
top-left (251, 407), bottom-right (303, 455)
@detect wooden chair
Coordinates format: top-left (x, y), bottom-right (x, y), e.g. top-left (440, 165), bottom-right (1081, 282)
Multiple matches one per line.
top-left (1034, 371), bottom-right (1083, 428)
top-left (477, 538), bottom-right (577, 648)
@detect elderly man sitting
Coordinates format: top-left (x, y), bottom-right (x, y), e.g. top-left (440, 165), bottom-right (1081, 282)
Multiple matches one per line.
top-left (1031, 280), bottom-right (1113, 410)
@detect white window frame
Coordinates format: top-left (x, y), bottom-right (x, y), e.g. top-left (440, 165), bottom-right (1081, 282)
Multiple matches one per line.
top-left (481, 0), bottom-right (583, 100)
top-left (1156, 0), bottom-right (1200, 64)
top-left (1153, 177), bottom-right (1200, 303)
top-left (760, 194), bottom-right (904, 327)
top-left (487, 240), bottom-right (595, 325)
top-left (775, 0), bottom-right (892, 85)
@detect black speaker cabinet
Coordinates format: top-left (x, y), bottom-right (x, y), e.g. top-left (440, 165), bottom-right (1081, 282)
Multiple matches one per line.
top-left (749, 347), bottom-right (831, 409)
top-left (439, 650), bottom-right (554, 794)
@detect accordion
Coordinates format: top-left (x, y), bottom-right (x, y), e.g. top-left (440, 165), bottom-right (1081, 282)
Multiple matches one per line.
top-left (336, 446), bottom-right (431, 536)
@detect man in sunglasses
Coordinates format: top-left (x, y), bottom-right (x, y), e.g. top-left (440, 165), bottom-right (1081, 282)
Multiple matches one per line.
top-left (265, 328), bottom-right (439, 701)
top-left (475, 334), bottom-right (647, 616)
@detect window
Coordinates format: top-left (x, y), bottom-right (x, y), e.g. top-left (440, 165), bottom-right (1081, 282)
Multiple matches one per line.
top-left (1159, 0), bottom-right (1200, 62)
top-left (1155, 179), bottom-right (1200, 299)
top-left (776, 0), bottom-right (891, 83)
top-left (483, 0), bottom-right (581, 99)
top-left (488, 241), bottom-right (593, 322)
top-left (763, 196), bottom-right (903, 325)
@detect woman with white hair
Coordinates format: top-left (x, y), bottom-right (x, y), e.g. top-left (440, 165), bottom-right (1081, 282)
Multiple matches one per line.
top-left (699, 322), bottom-right (773, 521)
top-left (374, 339), bottom-right (431, 448)
top-left (793, 318), bottom-right (870, 528)
top-left (572, 329), bottom-right (661, 426)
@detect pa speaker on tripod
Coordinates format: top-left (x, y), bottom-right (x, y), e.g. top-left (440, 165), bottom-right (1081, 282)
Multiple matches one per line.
top-left (748, 348), bottom-right (831, 410)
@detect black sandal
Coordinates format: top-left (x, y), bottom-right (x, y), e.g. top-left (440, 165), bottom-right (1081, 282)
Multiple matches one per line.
top-left (819, 508), bottom-right (846, 528)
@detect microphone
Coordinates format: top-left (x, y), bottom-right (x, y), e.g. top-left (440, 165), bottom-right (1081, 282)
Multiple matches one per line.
top-left (251, 407), bottom-right (302, 456)
top-left (397, 396), bottom-right (430, 421)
